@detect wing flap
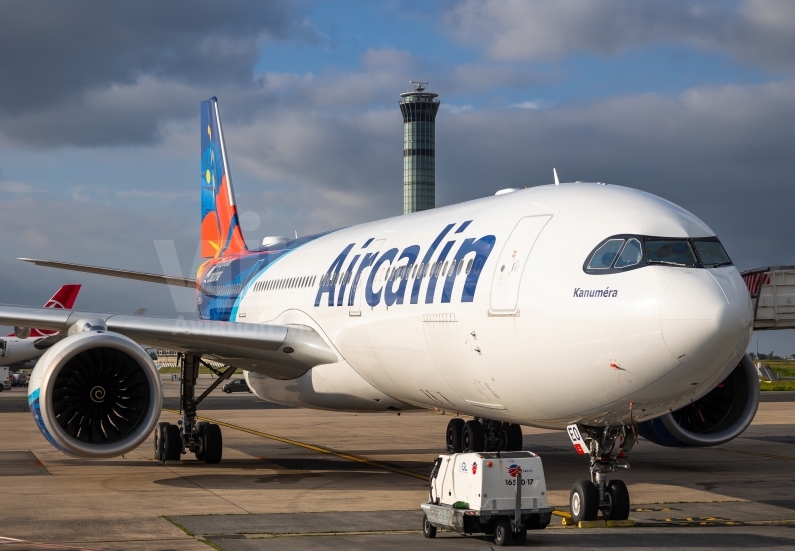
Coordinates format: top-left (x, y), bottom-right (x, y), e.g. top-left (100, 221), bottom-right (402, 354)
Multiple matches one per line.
top-left (0, 305), bottom-right (337, 380)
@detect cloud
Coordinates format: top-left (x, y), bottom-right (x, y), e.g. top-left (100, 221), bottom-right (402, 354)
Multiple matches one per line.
top-left (0, 1), bottom-right (306, 114)
top-left (441, 104), bottom-right (474, 114)
top-left (511, 101), bottom-right (541, 109)
top-left (443, 0), bottom-right (795, 72)
top-left (0, 1), bottom-right (313, 147)
top-left (0, 180), bottom-right (38, 193)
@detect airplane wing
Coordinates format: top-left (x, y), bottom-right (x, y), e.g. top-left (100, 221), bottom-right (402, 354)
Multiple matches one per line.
top-left (0, 305), bottom-right (337, 380)
top-left (19, 258), bottom-right (198, 289)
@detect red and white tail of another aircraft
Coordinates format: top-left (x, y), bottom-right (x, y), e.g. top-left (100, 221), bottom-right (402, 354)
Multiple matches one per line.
top-left (0, 285), bottom-right (80, 367)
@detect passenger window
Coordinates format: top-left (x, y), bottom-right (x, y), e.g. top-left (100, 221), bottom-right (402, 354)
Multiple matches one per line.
top-left (587, 239), bottom-right (625, 270)
top-left (614, 238), bottom-right (642, 268)
top-left (466, 259), bottom-right (473, 274)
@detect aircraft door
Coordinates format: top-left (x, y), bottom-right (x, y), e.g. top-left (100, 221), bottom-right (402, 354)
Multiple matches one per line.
top-left (489, 215), bottom-right (552, 315)
top-left (350, 238), bottom-right (384, 316)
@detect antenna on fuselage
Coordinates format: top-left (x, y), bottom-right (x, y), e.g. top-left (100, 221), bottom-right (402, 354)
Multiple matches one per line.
top-left (553, 168), bottom-right (560, 186)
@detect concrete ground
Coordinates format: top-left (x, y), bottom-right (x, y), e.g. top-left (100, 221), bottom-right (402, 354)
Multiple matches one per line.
top-left (1, 380), bottom-right (794, 550)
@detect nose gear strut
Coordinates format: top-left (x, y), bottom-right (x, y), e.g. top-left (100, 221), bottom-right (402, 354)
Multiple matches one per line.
top-left (567, 424), bottom-right (633, 523)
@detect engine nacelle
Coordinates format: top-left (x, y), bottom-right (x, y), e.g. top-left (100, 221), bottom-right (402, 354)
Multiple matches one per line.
top-left (639, 354), bottom-right (759, 447)
top-left (28, 330), bottom-right (163, 458)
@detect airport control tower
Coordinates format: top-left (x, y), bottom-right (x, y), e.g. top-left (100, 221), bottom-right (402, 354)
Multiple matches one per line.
top-left (399, 82), bottom-right (440, 214)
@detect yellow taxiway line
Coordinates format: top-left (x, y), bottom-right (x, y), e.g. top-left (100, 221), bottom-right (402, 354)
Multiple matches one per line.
top-left (162, 409), bottom-right (430, 481)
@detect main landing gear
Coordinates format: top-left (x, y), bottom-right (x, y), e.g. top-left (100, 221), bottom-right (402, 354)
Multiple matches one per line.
top-left (569, 425), bottom-right (633, 523)
top-left (154, 354), bottom-right (237, 464)
top-left (445, 417), bottom-right (523, 453)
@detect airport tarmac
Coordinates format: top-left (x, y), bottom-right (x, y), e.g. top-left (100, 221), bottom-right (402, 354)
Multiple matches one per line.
top-left (2, 379), bottom-right (795, 550)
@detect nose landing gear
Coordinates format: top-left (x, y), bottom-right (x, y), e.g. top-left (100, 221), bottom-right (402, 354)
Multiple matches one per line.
top-left (445, 417), bottom-right (523, 452)
top-left (568, 424), bottom-right (633, 523)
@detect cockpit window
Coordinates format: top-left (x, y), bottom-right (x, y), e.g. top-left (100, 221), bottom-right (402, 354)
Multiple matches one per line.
top-left (645, 240), bottom-right (698, 267)
top-left (692, 238), bottom-right (732, 267)
top-left (587, 239), bottom-right (624, 270)
top-left (614, 238), bottom-right (642, 268)
top-left (584, 234), bottom-right (733, 274)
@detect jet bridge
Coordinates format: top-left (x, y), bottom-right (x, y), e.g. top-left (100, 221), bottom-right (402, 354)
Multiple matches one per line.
top-left (741, 266), bottom-right (795, 330)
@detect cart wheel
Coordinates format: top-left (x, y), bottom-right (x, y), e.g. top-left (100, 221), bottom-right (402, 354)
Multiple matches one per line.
top-left (514, 526), bottom-right (527, 545)
top-left (422, 513), bottom-right (436, 538)
top-left (494, 518), bottom-right (512, 546)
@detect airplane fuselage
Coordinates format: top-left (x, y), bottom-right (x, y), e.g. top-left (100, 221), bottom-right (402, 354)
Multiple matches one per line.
top-left (196, 183), bottom-right (753, 430)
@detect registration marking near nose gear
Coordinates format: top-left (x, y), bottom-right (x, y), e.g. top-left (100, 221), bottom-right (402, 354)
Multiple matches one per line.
top-left (162, 409), bottom-right (430, 481)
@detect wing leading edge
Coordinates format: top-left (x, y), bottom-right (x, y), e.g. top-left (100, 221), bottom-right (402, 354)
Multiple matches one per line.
top-left (0, 305), bottom-right (337, 380)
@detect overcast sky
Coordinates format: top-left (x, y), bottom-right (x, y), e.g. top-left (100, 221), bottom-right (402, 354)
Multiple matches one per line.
top-left (1, 0), bottom-right (794, 353)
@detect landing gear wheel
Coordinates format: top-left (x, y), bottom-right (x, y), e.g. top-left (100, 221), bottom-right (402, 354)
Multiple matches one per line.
top-left (162, 424), bottom-right (182, 461)
top-left (570, 479), bottom-right (599, 523)
top-left (493, 518), bottom-right (513, 546)
top-left (603, 479), bottom-right (630, 521)
top-left (505, 423), bottom-right (523, 451)
top-left (194, 422), bottom-right (208, 461)
top-left (446, 418), bottom-right (465, 452)
top-left (514, 526), bottom-right (527, 545)
top-left (422, 513), bottom-right (437, 538)
top-left (463, 420), bottom-right (485, 452)
top-left (203, 423), bottom-right (223, 464)
top-left (154, 422), bottom-right (169, 460)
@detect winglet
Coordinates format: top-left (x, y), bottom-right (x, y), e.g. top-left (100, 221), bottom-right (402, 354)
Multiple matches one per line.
top-left (553, 168), bottom-right (560, 186)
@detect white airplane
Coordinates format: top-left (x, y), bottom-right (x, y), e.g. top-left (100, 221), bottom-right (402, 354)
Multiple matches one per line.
top-left (0, 284), bottom-right (81, 367)
top-left (0, 98), bottom-right (756, 526)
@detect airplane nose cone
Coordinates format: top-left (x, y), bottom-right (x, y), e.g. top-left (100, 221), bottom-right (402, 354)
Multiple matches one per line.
top-left (661, 270), bottom-right (752, 372)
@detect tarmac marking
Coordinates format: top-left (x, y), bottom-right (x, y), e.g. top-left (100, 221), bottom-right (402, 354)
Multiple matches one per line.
top-left (162, 409), bottom-right (430, 482)
top-left (715, 447), bottom-right (795, 461)
top-left (0, 537), bottom-right (104, 550)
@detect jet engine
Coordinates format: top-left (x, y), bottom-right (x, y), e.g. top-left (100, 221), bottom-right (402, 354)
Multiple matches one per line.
top-left (639, 354), bottom-right (759, 447)
top-left (28, 326), bottom-right (162, 458)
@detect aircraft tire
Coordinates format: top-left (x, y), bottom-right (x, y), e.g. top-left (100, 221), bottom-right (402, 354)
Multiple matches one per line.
top-left (446, 418), bottom-right (465, 452)
top-left (570, 479), bottom-right (599, 522)
top-left (603, 479), bottom-right (630, 521)
top-left (194, 422), bottom-right (208, 461)
top-left (154, 422), bottom-right (169, 461)
top-left (463, 420), bottom-right (485, 452)
top-left (203, 423), bottom-right (223, 464)
top-left (163, 424), bottom-right (182, 461)
top-left (506, 423), bottom-right (523, 451)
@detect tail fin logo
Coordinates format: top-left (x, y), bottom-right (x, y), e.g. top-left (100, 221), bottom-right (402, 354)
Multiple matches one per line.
top-left (200, 97), bottom-right (248, 259)
top-left (45, 284), bottom-right (81, 310)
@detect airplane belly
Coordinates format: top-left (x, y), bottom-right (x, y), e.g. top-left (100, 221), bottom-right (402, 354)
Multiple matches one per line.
top-left (244, 360), bottom-right (417, 412)
top-left (338, 312), bottom-right (466, 410)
